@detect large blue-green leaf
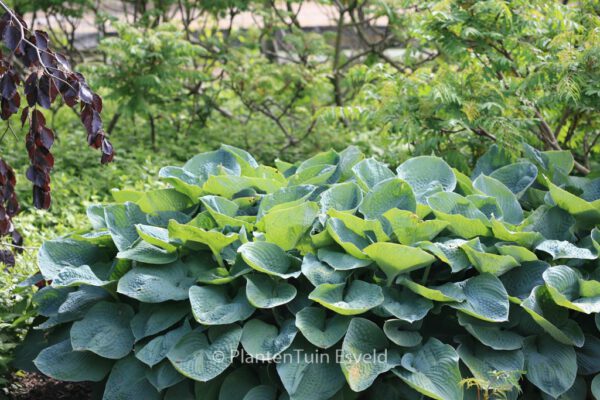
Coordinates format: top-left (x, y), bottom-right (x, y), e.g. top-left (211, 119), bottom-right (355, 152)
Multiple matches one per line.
top-left (393, 338), bottom-right (463, 400)
top-left (352, 158), bottom-right (395, 191)
top-left (364, 242), bottom-right (435, 282)
top-left (543, 265), bottom-right (600, 314)
top-left (240, 319), bottom-right (297, 360)
top-left (473, 174), bottom-right (523, 224)
top-left (189, 285), bottom-right (254, 325)
top-left (245, 274), bottom-right (297, 308)
top-left (308, 280), bottom-right (384, 315)
top-left (38, 238), bottom-right (114, 280)
top-left (450, 274), bottom-right (509, 323)
top-left (427, 192), bottom-right (490, 238)
top-left (103, 356), bottom-right (161, 400)
top-left (238, 241), bottom-right (301, 279)
top-left (489, 162), bottom-right (538, 197)
top-left (359, 178), bottom-right (416, 219)
top-left (295, 306), bottom-right (350, 349)
top-left (135, 321), bottom-right (192, 367)
top-left (130, 302), bottom-right (189, 341)
top-left (397, 156), bottom-right (457, 203)
top-left (523, 335), bottom-right (577, 398)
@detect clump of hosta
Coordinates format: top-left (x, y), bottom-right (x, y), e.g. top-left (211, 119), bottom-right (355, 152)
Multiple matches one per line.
top-left (19, 144), bottom-right (600, 399)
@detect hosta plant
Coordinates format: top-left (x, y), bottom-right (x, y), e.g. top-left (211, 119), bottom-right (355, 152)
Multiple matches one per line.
top-left (17, 144), bottom-right (600, 399)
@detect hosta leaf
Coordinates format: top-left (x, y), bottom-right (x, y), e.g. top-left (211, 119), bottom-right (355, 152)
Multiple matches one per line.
top-left (545, 178), bottom-right (600, 228)
top-left (317, 247), bottom-right (371, 271)
top-left (593, 375), bottom-right (600, 399)
top-left (500, 260), bottom-right (548, 301)
top-left (200, 195), bottom-right (252, 230)
top-left (521, 286), bottom-right (584, 347)
top-left (182, 148), bottom-right (240, 182)
top-left (473, 174), bottom-right (523, 224)
top-left (203, 175), bottom-right (284, 198)
top-left (427, 192), bottom-right (490, 238)
top-left (364, 242), bottom-right (436, 282)
top-left (245, 274), bottom-right (297, 308)
top-left (340, 318), bottom-right (400, 391)
top-left (103, 356), bottom-right (160, 400)
top-left (259, 202), bottom-right (319, 250)
top-left (543, 265), bottom-right (600, 314)
top-left (118, 259), bottom-right (203, 302)
top-left (117, 239), bottom-right (178, 264)
top-left (319, 182), bottom-right (363, 213)
top-left (70, 301), bottom-right (135, 359)
top-left (220, 144), bottom-right (259, 174)
top-left (146, 360), bottom-right (185, 391)
top-left (128, 188), bottom-right (194, 214)
top-left (168, 325), bottom-right (242, 382)
top-left (535, 240), bottom-right (597, 260)
top-left (52, 265), bottom-right (110, 287)
top-left (308, 280), bottom-right (384, 315)
top-left (457, 313), bottom-right (524, 351)
top-left (241, 319), bottom-right (297, 360)
top-left (38, 238), bottom-right (114, 280)
top-left (359, 178), bottom-right (416, 219)
top-left (396, 156), bottom-right (457, 203)
top-left (169, 220), bottom-right (238, 265)
top-left (288, 164), bottom-right (337, 186)
top-left (301, 253), bottom-right (349, 286)
top-left (522, 206), bottom-right (575, 241)
top-left (34, 340), bottom-right (112, 382)
top-left (418, 238), bottom-right (470, 273)
top-left (450, 274), bottom-right (509, 323)
top-left (276, 338), bottom-right (345, 400)
top-left (460, 240), bottom-right (519, 276)
top-left (490, 218), bottom-right (543, 248)
top-left (196, 258), bottom-right (251, 285)
top-left (576, 334), bottom-right (600, 375)
top-left (158, 166), bottom-right (204, 199)
top-left (338, 146), bottom-right (364, 180)
top-left (243, 386), bottom-right (277, 400)
top-left (295, 306), bottom-right (350, 349)
top-left (523, 335), bottom-right (577, 398)
top-left (257, 185), bottom-right (317, 219)
top-left (399, 278), bottom-right (465, 302)
top-left (328, 209), bottom-right (389, 242)
top-left (136, 224), bottom-right (178, 252)
top-left (383, 209), bottom-right (449, 245)
top-left (189, 285), bottom-right (254, 325)
top-left (457, 337), bottom-right (524, 392)
top-left (218, 367), bottom-right (259, 400)
top-left (472, 144), bottom-right (512, 179)
top-left (393, 338), bottom-right (463, 400)
top-left (495, 243), bottom-right (537, 263)
top-left (104, 202), bottom-right (147, 251)
top-left (326, 217), bottom-right (370, 259)
top-left (383, 320), bottom-right (422, 347)
top-left (136, 321), bottom-right (192, 367)
top-left (351, 158), bottom-right (395, 191)
top-left (380, 287), bottom-right (433, 323)
top-left (489, 162), bottom-right (538, 197)
top-left (238, 241), bottom-right (301, 279)
top-left (130, 302), bottom-right (189, 341)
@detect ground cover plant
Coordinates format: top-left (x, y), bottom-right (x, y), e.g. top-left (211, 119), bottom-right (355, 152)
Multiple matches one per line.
top-left (13, 144), bottom-right (600, 399)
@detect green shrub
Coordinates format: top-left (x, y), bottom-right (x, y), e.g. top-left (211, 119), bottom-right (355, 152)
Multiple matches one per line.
top-left (18, 144), bottom-right (600, 399)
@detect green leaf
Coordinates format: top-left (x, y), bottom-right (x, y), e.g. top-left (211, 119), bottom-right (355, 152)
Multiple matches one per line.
top-left (34, 340), bottom-right (112, 382)
top-left (245, 274), bottom-right (297, 308)
top-left (521, 286), bottom-right (584, 347)
top-left (380, 287), bottom-right (433, 322)
top-left (276, 338), bottom-right (345, 400)
top-left (118, 259), bottom-right (203, 302)
top-left (460, 240), bottom-right (519, 276)
top-left (308, 280), bottom-right (384, 315)
top-left (258, 202), bottom-right (319, 250)
top-left (545, 177), bottom-right (600, 228)
top-left (592, 374), bottom-right (600, 399)
top-left (117, 239), bottom-right (178, 264)
top-left (243, 386), bottom-right (277, 400)
top-left (427, 192), bottom-right (490, 238)
top-left (363, 242), bottom-right (435, 282)
top-left (535, 240), bottom-right (597, 260)
top-left (203, 175), bottom-right (284, 198)
top-left (523, 335), bottom-right (577, 398)
top-left (473, 174), bottom-right (523, 224)
top-left (490, 218), bottom-right (543, 248)
top-left (295, 306), bottom-right (350, 349)
top-left (393, 338), bottom-right (463, 400)
top-left (200, 195), bottom-right (253, 230)
top-left (104, 202), bottom-right (147, 251)
top-left (238, 241), bottom-right (301, 279)
top-left (359, 178), bottom-right (416, 219)
top-left (103, 356), bottom-right (161, 400)
top-left (543, 265), bottom-right (600, 314)
top-left (130, 302), bottom-right (189, 341)
top-left (52, 265), bottom-right (110, 287)
top-left (383, 320), bottom-right (422, 347)
top-left (351, 158), bottom-right (395, 191)
top-left (319, 182), bottom-right (363, 213)
top-left (317, 247), bottom-right (372, 271)
top-left (38, 238), bottom-right (114, 280)
top-left (241, 319), bottom-right (297, 360)
top-left (457, 337), bottom-right (524, 392)
top-left (183, 149), bottom-right (241, 182)
top-left (136, 321), bottom-right (192, 367)
top-left (417, 238), bottom-right (470, 273)
top-left (146, 360), bottom-right (185, 391)
top-left (189, 285), bottom-right (254, 325)
top-left (500, 260), bottom-right (548, 301)
top-left (136, 224), bottom-right (178, 252)
top-left (169, 220), bottom-right (238, 266)
top-left (70, 301), bottom-right (135, 359)
top-left (522, 206), bottom-right (575, 241)
top-left (397, 156), bottom-right (457, 203)
top-left (489, 162), bottom-right (538, 197)
top-left (167, 325), bottom-right (242, 382)
top-left (399, 278), bottom-right (465, 302)
top-left (495, 243), bottom-right (537, 263)
top-left (340, 318), bottom-right (400, 391)
top-left (257, 185), bottom-right (317, 219)
top-left (301, 253), bottom-right (349, 286)
top-left (218, 367), bottom-right (259, 400)
top-left (450, 274), bottom-right (509, 323)
top-left (326, 218), bottom-right (370, 259)
top-left (457, 313), bottom-right (524, 351)
top-left (159, 166), bottom-right (204, 199)
top-left (383, 209), bottom-right (449, 245)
